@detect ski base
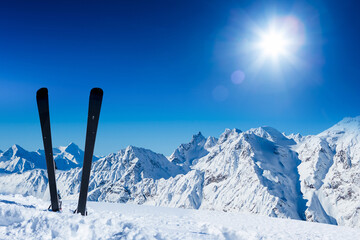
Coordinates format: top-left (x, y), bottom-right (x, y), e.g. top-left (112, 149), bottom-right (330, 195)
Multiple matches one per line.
top-left (37, 88), bottom-right (60, 212)
top-left (76, 88), bottom-right (103, 216)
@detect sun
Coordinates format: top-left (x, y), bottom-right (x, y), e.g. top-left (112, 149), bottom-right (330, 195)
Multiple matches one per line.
top-left (259, 31), bottom-right (289, 57)
top-left (248, 16), bottom-right (305, 68)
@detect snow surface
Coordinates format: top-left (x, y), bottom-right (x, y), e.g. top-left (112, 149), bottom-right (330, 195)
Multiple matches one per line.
top-left (1, 193), bottom-right (359, 240)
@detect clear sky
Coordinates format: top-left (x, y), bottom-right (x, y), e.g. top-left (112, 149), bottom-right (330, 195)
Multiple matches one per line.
top-left (0, 0), bottom-right (359, 156)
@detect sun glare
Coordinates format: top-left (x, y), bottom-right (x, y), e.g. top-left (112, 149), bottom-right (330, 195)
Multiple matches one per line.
top-left (249, 16), bottom-right (305, 68)
top-left (259, 31), bottom-right (288, 57)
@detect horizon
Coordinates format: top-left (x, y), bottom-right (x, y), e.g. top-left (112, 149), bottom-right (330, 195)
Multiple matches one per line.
top-left (1, 1), bottom-right (359, 156)
top-left (1, 114), bottom-right (358, 156)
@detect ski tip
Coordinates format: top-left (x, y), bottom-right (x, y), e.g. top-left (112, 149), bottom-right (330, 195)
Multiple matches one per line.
top-left (90, 88), bottom-right (103, 96)
top-left (90, 88), bottom-right (104, 100)
top-left (36, 88), bottom-right (48, 99)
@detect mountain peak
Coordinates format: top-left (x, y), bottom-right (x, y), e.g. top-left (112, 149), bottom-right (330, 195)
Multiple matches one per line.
top-left (319, 116), bottom-right (360, 137)
top-left (334, 116), bottom-right (360, 130)
top-left (65, 142), bottom-right (79, 149)
top-left (218, 128), bottom-right (242, 143)
top-left (317, 116), bottom-right (360, 148)
top-left (169, 131), bottom-right (210, 168)
top-left (12, 144), bottom-right (24, 151)
top-left (191, 132), bottom-right (205, 144)
top-left (125, 145), bottom-right (137, 152)
top-left (53, 142), bottom-right (86, 170)
top-left (59, 142), bottom-right (82, 154)
top-left (248, 127), bottom-right (296, 146)
top-left (0, 144), bottom-right (46, 173)
top-left (339, 116), bottom-right (360, 123)
top-left (124, 145), bottom-right (156, 157)
top-left (6, 144), bottom-right (27, 156)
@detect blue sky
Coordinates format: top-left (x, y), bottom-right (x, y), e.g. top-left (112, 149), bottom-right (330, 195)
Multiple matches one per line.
top-left (0, 0), bottom-right (359, 156)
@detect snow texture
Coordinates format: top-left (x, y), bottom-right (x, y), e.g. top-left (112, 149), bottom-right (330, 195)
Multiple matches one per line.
top-left (0, 194), bottom-right (359, 240)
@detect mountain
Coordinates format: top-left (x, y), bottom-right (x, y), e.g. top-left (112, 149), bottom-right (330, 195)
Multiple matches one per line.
top-left (56, 145), bottom-right (186, 202)
top-left (1, 116), bottom-right (360, 228)
top-left (193, 127), bottom-right (305, 219)
top-left (169, 132), bottom-right (216, 170)
top-left (296, 116), bottom-right (360, 227)
top-left (52, 142), bottom-right (98, 170)
top-left (0, 142), bottom-right (99, 199)
top-left (0, 142), bottom-right (98, 173)
top-left (0, 145), bottom-right (46, 173)
top-left (54, 127), bottom-right (305, 220)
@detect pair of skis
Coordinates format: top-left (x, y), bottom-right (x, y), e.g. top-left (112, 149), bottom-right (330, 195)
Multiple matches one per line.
top-left (36, 88), bottom-right (103, 216)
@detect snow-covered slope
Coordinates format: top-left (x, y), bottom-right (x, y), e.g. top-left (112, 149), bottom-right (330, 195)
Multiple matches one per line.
top-left (1, 194), bottom-right (359, 240)
top-left (1, 116), bottom-right (360, 228)
top-left (194, 128), bottom-right (305, 219)
top-left (296, 116), bottom-right (360, 227)
top-left (0, 170), bottom-right (48, 198)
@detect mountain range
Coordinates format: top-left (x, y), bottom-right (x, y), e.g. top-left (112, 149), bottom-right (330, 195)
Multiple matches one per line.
top-left (0, 116), bottom-right (359, 228)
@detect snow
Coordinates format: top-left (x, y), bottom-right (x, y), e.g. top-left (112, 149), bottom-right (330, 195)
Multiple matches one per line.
top-left (1, 116), bottom-right (360, 229)
top-left (1, 194), bottom-right (359, 240)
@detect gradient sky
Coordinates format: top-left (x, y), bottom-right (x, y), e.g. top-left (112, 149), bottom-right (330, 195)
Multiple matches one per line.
top-left (0, 0), bottom-right (359, 156)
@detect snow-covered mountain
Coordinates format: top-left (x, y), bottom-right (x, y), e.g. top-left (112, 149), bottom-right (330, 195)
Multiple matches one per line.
top-left (169, 132), bottom-right (216, 171)
top-left (0, 142), bottom-right (98, 173)
top-left (0, 145), bottom-right (46, 173)
top-left (1, 116), bottom-right (360, 228)
top-left (296, 116), bottom-right (360, 227)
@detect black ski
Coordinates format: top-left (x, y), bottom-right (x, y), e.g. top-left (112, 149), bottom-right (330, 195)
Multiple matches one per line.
top-left (36, 88), bottom-right (60, 212)
top-left (76, 88), bottom-right (103, 215)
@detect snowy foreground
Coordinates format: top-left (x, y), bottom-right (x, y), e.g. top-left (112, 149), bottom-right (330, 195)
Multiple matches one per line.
top-left (1, 194), bottom-right (359, 240)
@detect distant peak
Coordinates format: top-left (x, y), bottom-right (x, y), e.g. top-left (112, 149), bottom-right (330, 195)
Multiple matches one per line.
top-left (125, 145), bottom-right (145, 153)
top-left (66, 142), bottom-right (79, 148)
top-left (319, 116), bottom-right (360, 137)
top-left (123, 145), bottom-right (161, 158)
top-left (337, 116), bottom-right (360, 126)
top-left (249, 126), bottom-right (282, 135)
top-left (63, 142), bottom-right (81, 153)
top-left (191, 132), bottom-right (205, 143)
top-left (126, 145), bottom-right (134, 151)
top-left (193, 131), bottom-right (203, 137)
top-left (248, 127), bottom-right (296, 145)
top-left (260, 126), bottom-right (278, 131)
top-left (222, 128), bottom-right (241, 135)
top-left (233, 128), bottom-right (242, 134)
top-left (11, 144), bottom-right (25, 152)
top-left (1, 144), bottom-right (27, 157)
top-left (218, 128), bottom-right (242, 143)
